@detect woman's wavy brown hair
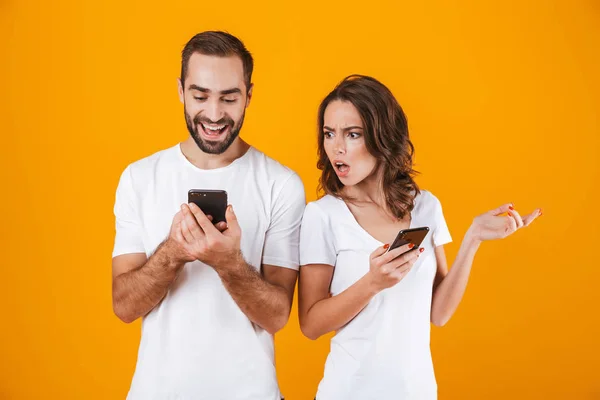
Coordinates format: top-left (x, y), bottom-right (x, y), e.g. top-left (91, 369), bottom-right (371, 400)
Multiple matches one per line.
top-left (317, 75), bottom-right (420, 219)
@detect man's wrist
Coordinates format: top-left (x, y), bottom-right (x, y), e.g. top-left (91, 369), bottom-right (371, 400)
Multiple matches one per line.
top-left (214, 250), bottom-right (247, 279)
top-left (158, 239), bottom-right (186, 272)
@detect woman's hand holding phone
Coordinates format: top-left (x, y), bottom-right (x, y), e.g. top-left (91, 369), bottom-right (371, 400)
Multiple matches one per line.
top-left (366, 243), bottom-right (423, 293)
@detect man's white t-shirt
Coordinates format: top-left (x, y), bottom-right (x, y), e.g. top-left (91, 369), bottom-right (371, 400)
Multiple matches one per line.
top-left (112, 144), bottom-right (305, 400)
top-left (299, 190), bottom-right (452, 400)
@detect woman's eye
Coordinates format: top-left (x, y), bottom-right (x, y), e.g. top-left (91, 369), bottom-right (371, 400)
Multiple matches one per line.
top-left (194, 97), bottom-right (207, 101)
top-left (324, 131), bottom-right (334, 138)
top-left (348, 132), bottom-right (361, 139)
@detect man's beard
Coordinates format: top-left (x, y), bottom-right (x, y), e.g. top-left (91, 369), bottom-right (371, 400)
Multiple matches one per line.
top-left (184, 106), bottom-right (245, 155)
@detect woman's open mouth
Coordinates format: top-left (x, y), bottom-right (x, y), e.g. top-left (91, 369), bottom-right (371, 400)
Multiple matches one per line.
top-left (334, 161), bottom-right (350, 177)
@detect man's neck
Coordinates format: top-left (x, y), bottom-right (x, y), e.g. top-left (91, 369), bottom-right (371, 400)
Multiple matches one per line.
top-left (180, 137), bottom-right (251, 170)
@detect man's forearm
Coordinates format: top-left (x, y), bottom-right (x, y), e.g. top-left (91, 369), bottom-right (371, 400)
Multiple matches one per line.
top-left (113, 241), bottom-right (184, 323)
top-left (216, 253), bottom-right (291, 334)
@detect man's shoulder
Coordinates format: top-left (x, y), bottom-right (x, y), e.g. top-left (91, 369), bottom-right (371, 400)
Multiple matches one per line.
top-left (246, 147), bottom-right (305, 192)
top-left (123, 144), bottom-right (179, 177)
top-left (247, 147), bottom-right (296, 177)
top-left (246, 147), bottom-right (306, 206)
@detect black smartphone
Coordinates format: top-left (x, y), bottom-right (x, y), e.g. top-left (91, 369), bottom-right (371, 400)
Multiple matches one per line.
top-left (187, 189), bottom-right (228, 224)
top-left (387, 226), bottom-right (430, 253)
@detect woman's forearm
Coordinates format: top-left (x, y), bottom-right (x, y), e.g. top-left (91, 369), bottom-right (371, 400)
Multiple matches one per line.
top-left (431, 228), bottom-right (481, 326)
top-left (301, 274), bottom-right (379, 340)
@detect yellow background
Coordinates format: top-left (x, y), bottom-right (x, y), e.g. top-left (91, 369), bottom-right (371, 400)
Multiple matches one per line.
top-left (1, 0), bottom-right (599, 398)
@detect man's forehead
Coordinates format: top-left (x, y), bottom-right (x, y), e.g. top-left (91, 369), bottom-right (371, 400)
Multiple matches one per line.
top-left (185, 53), bottom-right (245, 90)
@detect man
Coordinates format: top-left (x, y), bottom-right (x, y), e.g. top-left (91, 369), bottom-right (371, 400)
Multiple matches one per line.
top-left (111, 31), bottom-right (305, 399)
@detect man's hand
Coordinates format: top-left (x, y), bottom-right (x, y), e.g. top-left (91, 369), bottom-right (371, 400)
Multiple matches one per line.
top-left (168, 203), bottom-right (243, 270)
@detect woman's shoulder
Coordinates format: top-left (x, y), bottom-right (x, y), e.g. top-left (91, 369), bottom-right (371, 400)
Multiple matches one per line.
top-left (413, 189), bottom-right (443, 212)
top-left (306, 194), bottom-right (341, 214)
top-left (304, 195), bottom-right (348, 225)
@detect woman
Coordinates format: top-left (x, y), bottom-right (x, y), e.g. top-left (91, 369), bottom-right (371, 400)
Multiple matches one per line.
top-left (298, 75), bottom-right (541, 400)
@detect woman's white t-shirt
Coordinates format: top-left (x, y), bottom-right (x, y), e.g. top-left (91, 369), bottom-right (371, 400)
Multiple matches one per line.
top-left (299, 190), bottom-right (452, 400)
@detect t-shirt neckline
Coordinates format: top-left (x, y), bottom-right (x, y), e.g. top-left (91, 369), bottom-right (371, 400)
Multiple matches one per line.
top-left (175, 142), bottom-right (254, 173)
top-left (335, 193), bottom-right (418, 245)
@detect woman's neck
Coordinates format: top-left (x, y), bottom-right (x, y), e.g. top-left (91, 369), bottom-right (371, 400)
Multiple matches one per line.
top-left (344, 169), bottom-right (387, 209)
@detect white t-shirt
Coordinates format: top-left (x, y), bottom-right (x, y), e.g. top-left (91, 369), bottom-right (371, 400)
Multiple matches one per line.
top-left (299, 190), bottom-right (452, 400)
top-left (112, 144), bottom-right (306, 400)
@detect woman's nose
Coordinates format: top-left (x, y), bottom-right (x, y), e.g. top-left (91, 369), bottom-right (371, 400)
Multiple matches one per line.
top-left (334, 137), bottom-right (346, 155)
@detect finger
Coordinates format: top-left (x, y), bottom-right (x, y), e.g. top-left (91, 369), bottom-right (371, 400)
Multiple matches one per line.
top-left (389, 267), bottom-right (409, 282)
top-left (223, 205), bottom-right (241, 236)
top-left (522, 208), bottom-right (542, 227)
top-left (170, 211), bottom-right (184, 236)
top-left (389, 248), bottom-right (421, 270)
top-left (180, 218), bottom-right (195, 243)
top-left (488, 203), bottom-right (514, 216)
top-left (506, 214), bottom-right (518, 235)
top-left (181, 204), bottom-right (205, 239)
top-left (215, 221), bottom-right (228, 232)
top-left (207, 215), bottom-right (213, 222)
top-left (508, 208), bottom-right (524, 229)
top-left (394, 260), bottom-right (415, 276)
top-left (173, 222), bottom-right (186, 243)
top-left (188, 202), bottom-right (220, 237)
top-left (173, 209), bottom-right (184, 225)
top-left (371, 244), bottom-right (389, 260)
top-left (378, 243), bottom-right (415, 264)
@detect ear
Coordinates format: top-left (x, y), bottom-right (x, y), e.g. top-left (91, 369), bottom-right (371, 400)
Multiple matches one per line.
top-left (245, 83), bottom-right (254, 108)
top-left (178, 78), bottom-right (184, 104)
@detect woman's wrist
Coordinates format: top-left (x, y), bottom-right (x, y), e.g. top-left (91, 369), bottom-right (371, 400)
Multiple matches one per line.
top-left (363, 272), bottom-right (382, 296)
top-left (464, 224), bottom-right (483, 249)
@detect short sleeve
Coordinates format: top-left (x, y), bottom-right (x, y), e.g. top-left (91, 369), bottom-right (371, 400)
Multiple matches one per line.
top-left (432, 195), bottom-right (452, 247)
top-left (112, 166), bottom-right (145, 257)
top-left (261, 172), bottom-right (306, 270)
top-left (299, 202), bottom-right (337, 267)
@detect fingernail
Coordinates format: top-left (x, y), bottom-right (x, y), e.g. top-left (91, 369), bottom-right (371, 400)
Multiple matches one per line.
top-left (539, 209), bottom-right (543, 216)
top-left (181, 204), bottom-right (187, 212)
top-left (419, 248), bottom-right (424, 253)
top-left (408, 243), bottom-right (415, 249)
top-left (509, 205), bottom-right (514, 210)
top-left (383, 243), bottom-right (390, 249)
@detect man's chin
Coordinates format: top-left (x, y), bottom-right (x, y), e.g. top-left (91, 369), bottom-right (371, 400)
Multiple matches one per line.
top-left (191, 131), bottom-right (238, 155)
top-left (197, 123), bottom-right (232, 143)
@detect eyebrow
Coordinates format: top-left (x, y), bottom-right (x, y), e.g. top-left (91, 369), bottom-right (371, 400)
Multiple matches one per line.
top-left (188, 85), bottom-right (242, 95)
top-left (323, 125), bottom-right (364, 131)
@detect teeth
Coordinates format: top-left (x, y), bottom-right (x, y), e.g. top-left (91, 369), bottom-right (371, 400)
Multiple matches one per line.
top-left (202, 123), bottom-right (226, 131)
